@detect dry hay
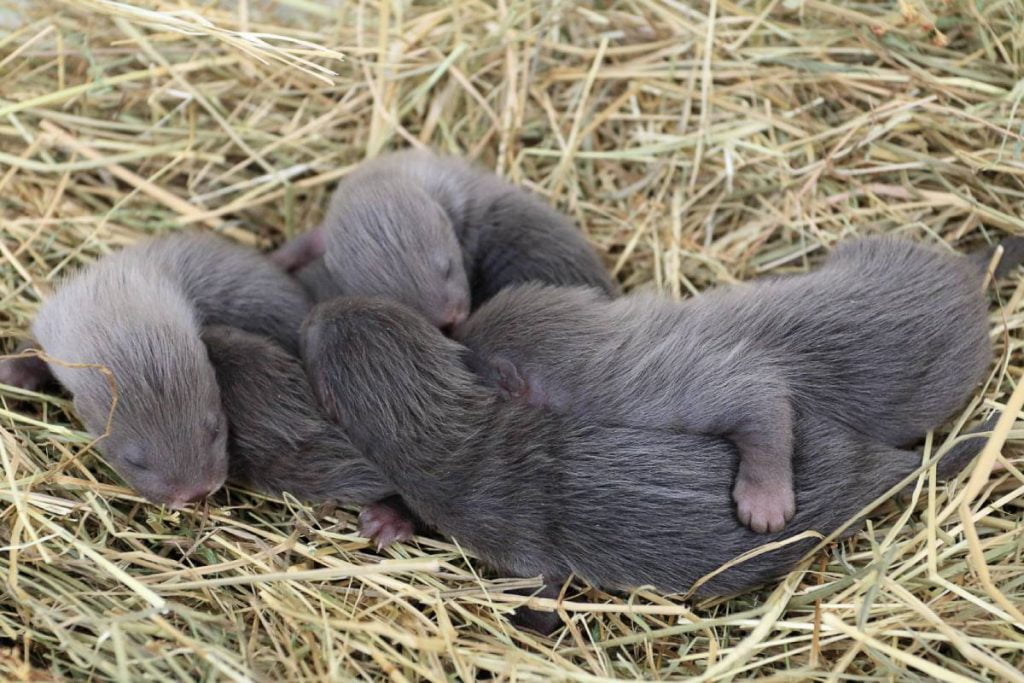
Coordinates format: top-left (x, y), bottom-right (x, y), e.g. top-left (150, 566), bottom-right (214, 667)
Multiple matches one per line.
top-left (1, 0), bottom-right (1023, 680)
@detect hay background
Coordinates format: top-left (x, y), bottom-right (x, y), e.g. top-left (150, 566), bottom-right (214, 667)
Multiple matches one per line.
top-left (1, 0), bottom-right (1023, 680)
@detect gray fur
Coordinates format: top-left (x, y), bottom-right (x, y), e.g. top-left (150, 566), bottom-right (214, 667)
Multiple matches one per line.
top-left (130, 232), bottom-right (311, 353)
top-left (455, 236), bottom-right (1014, 533)
top-left (201, 325), bottom-right (393, 504)
top-left (273, 149), bottom-right (616, 326)
top-left (23, 232), bottom-right (311, 505)
top-left (300, 297), bottom-right (989, 598)
top-left (293, 258), bottom-right (344, 302)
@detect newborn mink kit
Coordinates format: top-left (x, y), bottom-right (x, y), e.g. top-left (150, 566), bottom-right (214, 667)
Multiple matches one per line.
top-left (300, 297), bottom-right (994, 599)
top-left (1, 232), bottom-right (313, 506)
top-left (0, 147), bottom-right (1016, 633)
top-left (456, 236), bottom-right (1023, 533)
top-left (272, 149), bottom-right (617, 328)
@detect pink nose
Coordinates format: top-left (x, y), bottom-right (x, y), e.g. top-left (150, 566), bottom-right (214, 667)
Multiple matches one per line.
top-left (439, 305), bottom-right (468, 336)
top-left (168, 481), bottom-right (222, 508)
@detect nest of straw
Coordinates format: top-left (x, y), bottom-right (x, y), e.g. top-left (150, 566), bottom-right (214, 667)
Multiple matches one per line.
top-left (1, 0), bottom-right (1022, 679)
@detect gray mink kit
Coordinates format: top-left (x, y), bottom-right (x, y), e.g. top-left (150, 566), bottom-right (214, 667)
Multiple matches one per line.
top-left (0, 232), bottom-right (312, 506)
top-left (455, 235), bottom-right (1024, 533)
top-left (299, 296), bottom-right (992, 601)
top-left (273, 149), bottom-right (617, 329)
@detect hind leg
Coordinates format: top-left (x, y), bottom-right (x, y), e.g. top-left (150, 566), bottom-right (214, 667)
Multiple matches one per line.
top-left (358, 495), bottom-right (419, 549)
top-left (669, 361), bottom-right (797, 533)
top-left (731, 430), bottom-right (797, 534)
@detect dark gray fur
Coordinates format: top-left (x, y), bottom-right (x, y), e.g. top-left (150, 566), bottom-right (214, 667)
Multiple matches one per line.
top-left (294, 258), bottom-right (344, 302)
top-left (6, 232), bottom-right (311, 506)
top-left (0, 340), bottom-right (54, 391)
top-left (454, 236), bottom-right (1017, 533)
top-left (300, 297), bottom-right (991, 599)
top-left (201, 325), bottom-right (393, 504)
top-left (272, 149), bottom-right (616, 326)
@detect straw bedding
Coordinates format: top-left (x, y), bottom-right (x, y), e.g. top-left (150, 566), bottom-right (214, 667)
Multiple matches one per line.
top-left (0, 0), bottom-right (1022, 680)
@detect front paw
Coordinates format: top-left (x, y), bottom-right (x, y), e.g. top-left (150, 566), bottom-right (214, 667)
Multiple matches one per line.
top-left (358, 500), bottom-right (416, 550)
top-left (733, 477), bottom-right (796, 534)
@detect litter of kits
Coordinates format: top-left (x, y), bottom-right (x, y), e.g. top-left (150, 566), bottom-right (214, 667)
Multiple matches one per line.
top-left (2, 149), bottom-right (1021, 635)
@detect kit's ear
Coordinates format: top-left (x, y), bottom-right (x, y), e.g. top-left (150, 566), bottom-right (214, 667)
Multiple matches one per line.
top-left (490, 355), bottom-right (528, 400)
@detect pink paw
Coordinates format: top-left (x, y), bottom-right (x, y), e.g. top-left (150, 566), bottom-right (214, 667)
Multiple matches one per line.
top-left (733, 478), bottom-right (796, 534)
top-left (358, 500), bottom-right (415, 550)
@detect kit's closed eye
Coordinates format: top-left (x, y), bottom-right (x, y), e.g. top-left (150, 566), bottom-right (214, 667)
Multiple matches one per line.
top-left (433, 250), bottom-right (456, 280)
top-left (205, 413), bottom-right (226, 444)
top-left (123, 446), bottom-right (149, 470)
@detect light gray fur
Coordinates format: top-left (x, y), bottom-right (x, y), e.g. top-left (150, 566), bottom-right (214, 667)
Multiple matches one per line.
top-left (21, 232), bottom-right (311, 505)
top-left (273, 149), bottom-right (616, 325)
top-left (300, 297), bottom-right (991, 601)
top-left (201, 325), bottom-right (393, 504)
top-left (453, 236), bottom-right (1015, 532)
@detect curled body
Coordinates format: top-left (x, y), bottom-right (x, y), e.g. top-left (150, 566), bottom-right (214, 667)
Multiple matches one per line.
top-left (272, 149), bottom-right (616, 327)
top-left (300, 298), bottom-right (989, 598)
top-left (455, 236), bottom-right (1014, 533)
top-left (201, 325), bottom-right (394, 505)
top-left (131, 232), bottom-right (312, 353)
top-left (0, 232), bottom-right (311, 506)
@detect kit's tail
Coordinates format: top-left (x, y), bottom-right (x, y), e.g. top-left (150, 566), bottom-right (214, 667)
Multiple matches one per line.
top-left (970, 236), bottom-right (1024, 279)
top-left (900, 415), bottom-right (1002, 497)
